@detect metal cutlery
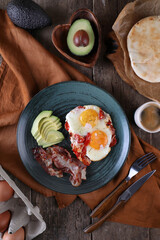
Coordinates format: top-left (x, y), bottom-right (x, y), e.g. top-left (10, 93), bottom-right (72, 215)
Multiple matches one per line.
top-left (90, 152), bottom-right (156, 218)
top-left (84, 169), bottom-right (156, 233)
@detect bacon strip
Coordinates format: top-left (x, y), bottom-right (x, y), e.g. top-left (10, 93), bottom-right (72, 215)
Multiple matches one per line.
top-left (33, 146), bottom-right (87, 187)
top-left (32, 147), bottom-right (63, 177)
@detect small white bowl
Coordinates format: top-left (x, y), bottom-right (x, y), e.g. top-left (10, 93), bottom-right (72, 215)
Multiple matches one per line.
top-left (134, 101), bottom-right (160, 133)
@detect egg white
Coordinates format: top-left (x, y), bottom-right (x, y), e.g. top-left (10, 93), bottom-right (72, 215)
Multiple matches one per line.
top-left (66, 106), bottom-right (88, 136)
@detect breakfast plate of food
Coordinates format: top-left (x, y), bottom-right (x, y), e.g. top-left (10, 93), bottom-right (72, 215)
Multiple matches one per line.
top-left (17, 81), bottom-right (130, 194)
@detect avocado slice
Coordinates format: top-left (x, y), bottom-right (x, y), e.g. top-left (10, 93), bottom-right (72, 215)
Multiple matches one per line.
top-left (37, 127), bottom-right (64, 147)
top-left (38, 117), bottom-right (52, 130)
top-left (37, 136), bottom-right (64, 147)
top-left (34, 132), bottom-right (41, 140)
top-left (67, 19), bottom-right (95, 56)
top-left (38, 116), bottom-right (60, 130)
top-left (38, 117), bottom-right (62, 137)
top-left (37, 137), bottom-right (47, 146)
top-left (49, 115), bottom-right (60, 122)
top-left (41, 122), bottom-right (62, 137)
top-left (42, 138), bottom-right (64, 148)
top-left (44, 130), bottom-right (64, 143)
top-left (31, 110), bottom-right (53, 138)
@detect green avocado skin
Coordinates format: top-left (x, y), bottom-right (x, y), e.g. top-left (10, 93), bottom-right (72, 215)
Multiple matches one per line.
top-left (7, 0), bottom-right (51, 29)
top-left (67, 19), bottom-right (95, 56)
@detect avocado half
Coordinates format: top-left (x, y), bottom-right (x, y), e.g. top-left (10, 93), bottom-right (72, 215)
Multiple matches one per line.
top-left (67, 19), bottom-right (95, 56)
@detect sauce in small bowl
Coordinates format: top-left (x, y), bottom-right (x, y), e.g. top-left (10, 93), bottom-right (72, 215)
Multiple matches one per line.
top-left (134, 101), bottom-right (160, 133)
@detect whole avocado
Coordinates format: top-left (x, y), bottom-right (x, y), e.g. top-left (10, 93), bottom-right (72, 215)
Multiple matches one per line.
top-left (7, 0), bottom-right (52, 29)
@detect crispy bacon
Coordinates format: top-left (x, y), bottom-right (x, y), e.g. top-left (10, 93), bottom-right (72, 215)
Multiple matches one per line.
top-left (32, 147), bottom-right (63, 177)
top-left (33, 146), bottom-right (87, 187)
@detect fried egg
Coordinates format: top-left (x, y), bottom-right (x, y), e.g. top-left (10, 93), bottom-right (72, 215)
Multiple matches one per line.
top-left (65, 105), bottom-right (116, 163)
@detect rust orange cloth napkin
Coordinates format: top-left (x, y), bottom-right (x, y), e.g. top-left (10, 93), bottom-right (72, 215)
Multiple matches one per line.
top-left (0, 10), bottom-right (160, 228)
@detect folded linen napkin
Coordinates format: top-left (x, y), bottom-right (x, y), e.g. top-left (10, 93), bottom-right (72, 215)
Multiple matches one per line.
top-left (0, 10), bottom-right (160, 228)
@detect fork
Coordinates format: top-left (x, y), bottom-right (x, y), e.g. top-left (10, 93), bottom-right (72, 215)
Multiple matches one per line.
top-left (90, 152), bottom-right (156, 218)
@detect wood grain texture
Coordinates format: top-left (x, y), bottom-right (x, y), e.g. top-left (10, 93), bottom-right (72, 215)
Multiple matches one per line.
top-left (0, 0), bottom-right (159, 239)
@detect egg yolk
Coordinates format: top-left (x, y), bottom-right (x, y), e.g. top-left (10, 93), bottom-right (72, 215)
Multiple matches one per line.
top-left (80, 109), bottom-right (98, 127)
top-left (89, 130), bottom-right (108, 150)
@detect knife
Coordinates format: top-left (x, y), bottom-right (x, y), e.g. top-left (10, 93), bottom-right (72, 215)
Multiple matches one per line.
top-left (83, 170), bottom-right (156, 233)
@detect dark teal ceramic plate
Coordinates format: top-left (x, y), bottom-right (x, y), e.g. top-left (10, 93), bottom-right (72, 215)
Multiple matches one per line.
top-left (17, 81), bottom-right (130, 194)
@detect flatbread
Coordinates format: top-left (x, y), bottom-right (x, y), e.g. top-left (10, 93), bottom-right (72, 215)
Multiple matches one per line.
top-left (127, 16), bottom-right (160, 83)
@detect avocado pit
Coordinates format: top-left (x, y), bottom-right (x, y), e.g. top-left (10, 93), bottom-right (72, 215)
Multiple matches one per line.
top-left (73, 30), bottom-right (89, 47)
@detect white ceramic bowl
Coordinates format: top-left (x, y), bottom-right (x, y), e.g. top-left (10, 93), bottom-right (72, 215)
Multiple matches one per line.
top-left (134, 101), bottom-right (160, 133)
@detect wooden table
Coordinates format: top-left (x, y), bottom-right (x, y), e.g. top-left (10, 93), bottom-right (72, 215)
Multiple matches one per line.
top-left (1, 0), bottom-right (160, 239)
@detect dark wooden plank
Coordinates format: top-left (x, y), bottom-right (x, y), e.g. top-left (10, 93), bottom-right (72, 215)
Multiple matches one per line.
top-left (32, 195), bottom-right (91, 240)
top-left (149, 228), bottom-right (160, 240)
top-left (0, 0), bottom-right (9, 9)
top-left (92, 221), bottom-right (149, 240)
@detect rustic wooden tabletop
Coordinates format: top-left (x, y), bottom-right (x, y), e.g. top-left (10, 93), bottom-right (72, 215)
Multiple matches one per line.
top-left (1, 0), bottom-right (160, 239)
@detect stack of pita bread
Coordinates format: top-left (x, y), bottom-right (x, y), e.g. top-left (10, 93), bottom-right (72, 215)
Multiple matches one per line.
top-left (127, 16), bottom-right (160, 83)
